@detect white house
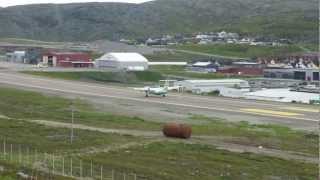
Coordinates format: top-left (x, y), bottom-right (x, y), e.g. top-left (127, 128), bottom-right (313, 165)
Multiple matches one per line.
top-left (95, 53), bottom-right (149, 71)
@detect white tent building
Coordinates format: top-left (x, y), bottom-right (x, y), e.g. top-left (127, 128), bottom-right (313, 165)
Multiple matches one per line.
top-left (95, 53), bottom-right (149, 71)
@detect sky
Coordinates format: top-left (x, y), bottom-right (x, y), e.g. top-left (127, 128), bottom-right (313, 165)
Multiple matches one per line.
top-left (0, 0), bottom-right (153, 7)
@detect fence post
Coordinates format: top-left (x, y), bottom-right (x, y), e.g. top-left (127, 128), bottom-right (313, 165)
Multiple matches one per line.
top-left (90, 161), bottom-right (93, 177)
top-left (26, 147), bottom-right (30, 166)
top-left (18, 145), bottom-right (22, 164)
top-left (10, 144), bottom-right (12, 162)
top-left (100, 166), bottom-right (103, 180)
top-left (112, 169), bottom-right (115, 180)
top-left (70, 157), bottom-right (73, 177)
top-left (3, 139), bottom-right (6, 160)
top-left (123, 173), bottom-right (126, 180)
top-left (134, 173), bottom-right (137, 180)
top-left (80, 160), bottom-right (82, 178)
top-left (34, 149), bottom-right (38, 164)
top-left (62, 157), bottom-right (65, 176)
top-left (52, 154), bottom-right (55, 175)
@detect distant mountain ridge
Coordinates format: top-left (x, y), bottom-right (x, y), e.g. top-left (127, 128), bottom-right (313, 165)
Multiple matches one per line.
top-left (0, 0), bottom-right (317, 43)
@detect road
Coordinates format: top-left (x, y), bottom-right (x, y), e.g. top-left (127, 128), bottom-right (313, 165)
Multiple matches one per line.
top-left (0, 71), bottom-right (318, 131)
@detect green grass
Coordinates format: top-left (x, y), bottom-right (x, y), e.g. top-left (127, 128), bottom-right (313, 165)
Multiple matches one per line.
top-left (150, 65), bottom-right (255, 79)
top-left (0, 87), bottom-right (161, 131)
top-left (23, 71), bottom-right (164, 84)
top-left (0, 87), bottom-right (317, 155)
top-left (82, 141), bottom-right (318, 180)
top-left (0, 118), bottom-right (142, 153)
top-left (173, 44), bottom-right (303, 59)
top-left (0, 87), bottom-right (318, 179)
top-left (191, 116), bottom-right (318, 155)
top-left (144, 50), bottom-right (208, 62)
top-left (24, 66), bottom-right (255, 81)
top-left (0, 161), bottom-right (73, 180)
top-left (0, 38), bottom-right (62, 45)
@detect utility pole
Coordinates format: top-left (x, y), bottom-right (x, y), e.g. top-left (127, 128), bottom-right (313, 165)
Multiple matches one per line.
top-left (70, 107), bottom-right (74, 144)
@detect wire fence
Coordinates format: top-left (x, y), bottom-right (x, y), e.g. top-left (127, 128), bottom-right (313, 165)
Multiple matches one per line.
top-left (0, 139), bottom-right (149, 180)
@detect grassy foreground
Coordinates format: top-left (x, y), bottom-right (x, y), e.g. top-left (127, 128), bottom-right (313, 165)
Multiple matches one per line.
top-left (82, 141), bottom-right (317, 180)
top-left (0, 87), bottom-right (318, 179)
top-left (0, 87), bottom-right (318, 155)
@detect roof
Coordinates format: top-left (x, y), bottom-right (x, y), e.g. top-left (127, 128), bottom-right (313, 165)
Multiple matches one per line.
top-left (193, 62), bottom-right (212, 66)
top-left (233, 61), bottom-right (259, 65)
top-left (44, 52), bottom-right (88, 56)
top-left (97, 53), bottom-right (148, 62)
top-left (182, 79), bottom-right (248, 83)
top-left (244, 88), bottom-right (319, 103)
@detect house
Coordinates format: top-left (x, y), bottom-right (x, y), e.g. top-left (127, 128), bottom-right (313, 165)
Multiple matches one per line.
top-left (41, 52), bottom-right (93, 68)
top-left (95, 52), bottom-right (149, 71)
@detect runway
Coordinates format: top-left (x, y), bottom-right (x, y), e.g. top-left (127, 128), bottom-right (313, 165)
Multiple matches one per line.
top-left (0, 71), bottom-right (318, 131)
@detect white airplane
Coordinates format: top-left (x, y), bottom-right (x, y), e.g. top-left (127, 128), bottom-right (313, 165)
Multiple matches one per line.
top-left (134, 86), bottom-right (169, 97)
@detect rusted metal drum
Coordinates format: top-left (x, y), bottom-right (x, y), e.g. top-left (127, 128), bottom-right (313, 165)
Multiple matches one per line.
top-left (162, 123), bottom-right (192, 139)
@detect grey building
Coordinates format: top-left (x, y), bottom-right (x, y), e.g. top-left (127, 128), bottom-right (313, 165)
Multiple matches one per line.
top-left (264, 68), bottom-right (320, 81)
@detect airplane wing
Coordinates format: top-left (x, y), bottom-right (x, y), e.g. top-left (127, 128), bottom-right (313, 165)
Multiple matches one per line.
top-left (133, 87), bottom-right (149, 91)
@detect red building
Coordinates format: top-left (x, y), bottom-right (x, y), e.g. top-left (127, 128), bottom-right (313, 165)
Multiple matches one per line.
top-left (42, 52), bottom-right (93, 68)
top-left (218, 62), bottom-right (264, 76)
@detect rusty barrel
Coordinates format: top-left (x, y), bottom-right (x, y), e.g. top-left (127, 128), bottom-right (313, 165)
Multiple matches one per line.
top-left (162, 123), bottom-right (192, 139)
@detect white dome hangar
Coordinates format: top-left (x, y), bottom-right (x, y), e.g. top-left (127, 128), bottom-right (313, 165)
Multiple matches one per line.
top-left (95, 52), bottom-right (149, 71)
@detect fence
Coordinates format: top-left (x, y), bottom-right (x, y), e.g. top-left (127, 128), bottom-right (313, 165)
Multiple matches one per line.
top-left (0, 139), bottom-right (148, 180)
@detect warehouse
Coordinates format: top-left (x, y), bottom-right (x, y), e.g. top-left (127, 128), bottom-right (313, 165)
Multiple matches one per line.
top-left (95, 53), bottom-right (149, 71)
top-left (264, 68), bottom-right (320, 81)
top-left (42, 52), bottom-right (93, 68)
top-left (175, 79), bottom-right (250, 94)
top-left (6, 51), bottom-right (25, 63)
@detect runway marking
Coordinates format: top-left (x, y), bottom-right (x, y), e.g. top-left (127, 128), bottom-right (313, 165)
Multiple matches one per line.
top-left (240, 109), bottom-right (304, 116)
top-left (282, 107), bottom-right (320, 113)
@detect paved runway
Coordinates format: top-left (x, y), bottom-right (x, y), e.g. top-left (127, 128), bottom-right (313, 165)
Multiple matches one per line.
top-left (0, 72), bottom-right (318, 131)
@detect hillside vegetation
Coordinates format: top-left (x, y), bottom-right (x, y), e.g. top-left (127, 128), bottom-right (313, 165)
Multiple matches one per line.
top-left (0, 0), bottom-right (317, 43)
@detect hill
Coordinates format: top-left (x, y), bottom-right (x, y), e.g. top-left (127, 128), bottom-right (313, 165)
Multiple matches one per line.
top-left (0, 0), bottom-right (317, 43)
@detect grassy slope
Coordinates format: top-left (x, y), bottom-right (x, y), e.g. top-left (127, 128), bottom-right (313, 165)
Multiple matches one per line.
top-left (174, 44), bottom-right (304, 58)
top-left (145, 51), bottom-right (208, 62)
top-left (83, 141), bottom-right (317, 180)
top-left (0, 87), bottom-right (317, 155)
top-left (0, 118), bottom-right (141, 153)
top-left (0, 0), bottom-right (317, 43)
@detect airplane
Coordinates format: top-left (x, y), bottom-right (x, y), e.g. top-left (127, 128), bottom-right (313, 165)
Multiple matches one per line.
top-left (134, 86), bottom-right (169, 97)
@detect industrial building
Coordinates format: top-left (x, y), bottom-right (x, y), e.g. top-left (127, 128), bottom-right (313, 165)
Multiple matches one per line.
top-left (175, 79), bottom-right (250, 94)
top-left (218, 61), bottom-right (264, 76)
top-left (6, 51), bottom-right (26, 63)
top-left (42, 52), bottom-right (93, 68)
top-left (95, 53), bottom-right (149, 71)
top-left (264, 68), bottom-right (320, 81)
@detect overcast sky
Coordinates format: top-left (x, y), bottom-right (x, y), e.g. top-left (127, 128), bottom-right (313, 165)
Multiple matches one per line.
top-left (0, 0), bottom-right (153, 7)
